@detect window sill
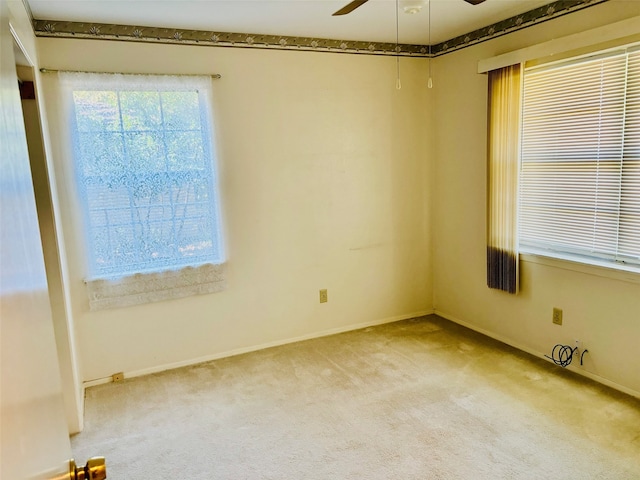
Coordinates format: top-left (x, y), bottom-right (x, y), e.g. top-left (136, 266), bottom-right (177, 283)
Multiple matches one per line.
top-left (520, 250), bottom-right (640, 285)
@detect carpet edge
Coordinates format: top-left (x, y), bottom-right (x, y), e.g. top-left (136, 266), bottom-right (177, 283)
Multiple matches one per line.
top-left (83, 309), bottom-right (435, 389)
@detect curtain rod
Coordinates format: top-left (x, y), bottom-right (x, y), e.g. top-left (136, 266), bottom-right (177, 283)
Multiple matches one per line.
top-left (39, 68), bottom-right (221, 79)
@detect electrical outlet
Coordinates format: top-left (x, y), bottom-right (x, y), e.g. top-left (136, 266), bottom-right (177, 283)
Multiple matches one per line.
top-left (112, 372), bottom-right (124, 382)
top-left (552, 308), bottom-right (563, 326)
top-left (319, 289), bottom-right (328, 303)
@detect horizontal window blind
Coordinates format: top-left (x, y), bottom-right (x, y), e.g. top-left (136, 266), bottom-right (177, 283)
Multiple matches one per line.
top-left (520, 48), bottom-right (640, 267)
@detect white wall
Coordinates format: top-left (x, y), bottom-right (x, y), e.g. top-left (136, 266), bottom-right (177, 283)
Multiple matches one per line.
top-left (37, 39), bottom-right (433, 382)
top-left (432, 0), bottom-right (640, 396)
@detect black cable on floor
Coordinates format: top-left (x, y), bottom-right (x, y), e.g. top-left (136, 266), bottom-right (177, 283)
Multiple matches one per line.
top-left (545, 344), bottom-right (590, 367)
top-left (545, 344), bottom-right (576, 368)
top-left (580, 349), bottom-right (589, 366)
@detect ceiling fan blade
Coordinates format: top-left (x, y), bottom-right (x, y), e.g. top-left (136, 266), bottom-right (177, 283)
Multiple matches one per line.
top-left (332, 0), bottom-right (369, 16)
top-left (463, 0), bottom-right (487, 4)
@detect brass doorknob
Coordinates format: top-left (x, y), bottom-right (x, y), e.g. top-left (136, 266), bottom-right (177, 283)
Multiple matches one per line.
top-left (70, 457), bottom-right (106, 480)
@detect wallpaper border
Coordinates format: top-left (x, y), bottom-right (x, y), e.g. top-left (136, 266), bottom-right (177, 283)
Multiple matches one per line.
top-left (432, 0), bottom-right (608, 56)
top-left (33, 0), bottom-right (608, 58)
top-left (32, 19), bottom-right (430, 57)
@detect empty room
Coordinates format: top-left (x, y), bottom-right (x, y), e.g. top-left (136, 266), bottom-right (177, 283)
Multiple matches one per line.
top-left (1, 0), bottom-right (639, 478)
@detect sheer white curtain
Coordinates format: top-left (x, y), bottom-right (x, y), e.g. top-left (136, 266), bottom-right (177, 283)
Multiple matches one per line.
top-left (57, 72), bottom-right (225, 310)
top-left (85, 263), bottom-right (225, 310)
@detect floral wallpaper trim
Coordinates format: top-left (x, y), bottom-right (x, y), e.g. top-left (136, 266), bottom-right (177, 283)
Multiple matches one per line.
top-left (432, 0), bottom-right (609, 56)
top-left (33, 0), bottom-right (609, 58)
top-left (32, 20), bottom-right (430, 57)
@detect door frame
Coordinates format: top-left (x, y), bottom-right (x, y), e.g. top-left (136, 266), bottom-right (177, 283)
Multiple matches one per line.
top-left (10, 0), bottom-right (84, 434)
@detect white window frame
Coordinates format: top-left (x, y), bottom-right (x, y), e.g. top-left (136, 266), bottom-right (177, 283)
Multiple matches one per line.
top-left (517, 45), bottom-right (640, 280)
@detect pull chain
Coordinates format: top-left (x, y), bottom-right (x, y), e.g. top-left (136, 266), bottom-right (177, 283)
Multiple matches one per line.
top-left (428, 0), bottom-right (433, 88)
top-left (396, 0), bottom-right (401, 90)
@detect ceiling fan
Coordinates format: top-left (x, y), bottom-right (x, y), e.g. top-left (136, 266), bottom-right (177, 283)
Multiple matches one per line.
top-left (333, 0), bottom-right (486, 16)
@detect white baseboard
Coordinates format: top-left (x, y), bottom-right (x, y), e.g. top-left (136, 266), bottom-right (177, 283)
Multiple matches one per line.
top-left (83, 309), bottom-right (434, 389)
top-left (435, 309), bottom-right (640, 400)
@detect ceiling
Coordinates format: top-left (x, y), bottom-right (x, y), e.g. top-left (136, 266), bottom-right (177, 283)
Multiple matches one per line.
top-left (26, 0), bottom-right (554, 46)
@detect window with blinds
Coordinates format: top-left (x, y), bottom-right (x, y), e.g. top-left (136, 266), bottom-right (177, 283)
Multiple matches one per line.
top-left (519, 47), bottom-right (640, 269)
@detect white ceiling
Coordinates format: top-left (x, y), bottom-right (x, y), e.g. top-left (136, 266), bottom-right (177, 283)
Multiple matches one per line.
top-left (26, 0), bottom-right (553, 45)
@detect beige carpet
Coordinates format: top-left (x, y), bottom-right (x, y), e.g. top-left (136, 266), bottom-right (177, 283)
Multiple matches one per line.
top-left (71, 315), bottom-right (640, 479)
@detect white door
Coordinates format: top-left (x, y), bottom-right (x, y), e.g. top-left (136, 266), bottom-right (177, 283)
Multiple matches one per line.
top-left (0, 1), bottom-right (75, 478)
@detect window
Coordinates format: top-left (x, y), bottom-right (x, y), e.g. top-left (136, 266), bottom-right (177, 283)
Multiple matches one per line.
top-left (60, 73), bottom-right (225, 309)
top-left (519, 47), bottom-right (640, 270)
